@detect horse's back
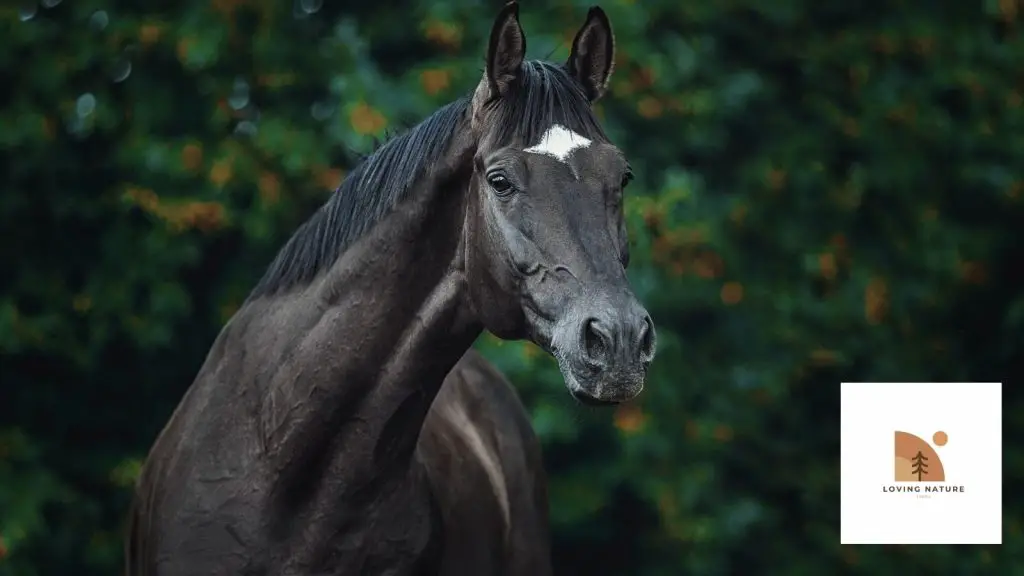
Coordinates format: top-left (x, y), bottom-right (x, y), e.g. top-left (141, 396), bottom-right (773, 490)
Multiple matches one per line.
top-left (418, 349), bottom-right (552, 576)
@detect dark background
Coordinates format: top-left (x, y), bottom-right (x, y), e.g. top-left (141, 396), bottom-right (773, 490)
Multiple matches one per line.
top-left (1, 0), bottom-right (1022, 574)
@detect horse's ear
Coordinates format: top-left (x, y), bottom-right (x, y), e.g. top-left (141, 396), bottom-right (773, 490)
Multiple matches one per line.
top-left (566, 6), bottom-right (615, 102)
top-left (485, 1), bottom-right (526, 99)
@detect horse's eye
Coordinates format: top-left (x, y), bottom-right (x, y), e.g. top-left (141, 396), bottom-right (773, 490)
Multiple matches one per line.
top-left (621, 170), bottom-right (634, 189)
top-left (487, 172), bottom-right (513, 195)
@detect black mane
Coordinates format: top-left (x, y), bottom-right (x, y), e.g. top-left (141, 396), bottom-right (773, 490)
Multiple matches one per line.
top-left (488, 60), bottom-right (608, 147)
top-left (248, 60), bottom-right (605, 299)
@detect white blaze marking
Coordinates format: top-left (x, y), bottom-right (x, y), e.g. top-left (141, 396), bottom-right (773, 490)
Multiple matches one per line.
top-left (523, 124), bottom-right (592, 163)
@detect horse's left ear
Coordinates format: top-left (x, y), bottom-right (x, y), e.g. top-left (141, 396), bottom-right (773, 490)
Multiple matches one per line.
top-left (566, 6), bottom-right (615, 102)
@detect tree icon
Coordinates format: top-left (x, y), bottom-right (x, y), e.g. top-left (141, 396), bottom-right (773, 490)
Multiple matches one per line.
top-left (911, 450), bottom-right (929, 481)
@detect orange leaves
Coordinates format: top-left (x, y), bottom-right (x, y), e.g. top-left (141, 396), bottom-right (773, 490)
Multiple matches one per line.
top-left (864, 277), bottom-right (889, 325)
top-left (631, 67), bottom-right (656, 91)
top-left (872, 34), bottom-right (897, 55)
top-left (1006, 180), bottom-right (1022, 201)
top-left (349, 102), bottom-right (387, 136)
top-left (636, 192), bottom-right (752, 310)
top-left (959, 72), bottom-right (985, 97)
top-left (637, 96), bottom-right (663, 119)
top-left (693, 251), bottom-right (723, 279)
top-left (848, 64), bottom-right (870, 89)
top-left (181, 143), bottom-right (203, 173)
top-left (212, 0), bottom-right (242, 19)
top-left (912, 37), bottom-right (934, 56)
top-left (998, 0), bottom-right (1018, 22)
top-left (680, 419), bottom-right (733, 443)
top-left (764, 167), bottom-right (787, 192)
top-left (649, 223), bottom-right (725, 281)
top-left (258, 172), bottom-right (281, 204)
top-left (163, 202), bottom-right (226, 233)
top-left (615, 66), bottom-right (671, 119)
top-left (809, 348), bottom-right (839, 366)
top-left (641, 205), bottom-right (663, 231)
top-left (958, 260), bottom-right (987, 285)
top-left (41, 116), bottom-right (55, 140)
top-left (666, 97), bottom-right (690, 115)
top-left (656, 489), bottom-right (691, 542)
top-left (750, 388), bottom-right (772, 406)
top-left (657, 489), bottom-right (677, 518)
top-left (829, 234), bottom-right (851, 272)
top-left (729, 204), bottom-right (748, 226)
top-left (315, 167), bottom-right (344, 193)
top-left (257, 73), bottom-right (297, 89)
top-left (124, 186), bottom-right (159, 212)
top-left (422, 19), bottom-right (462, 50)
top-left (886, 103), bottom-right (917, 125)
top-left (123, 186), bottom-right (226, 234)
top-left (613, 57), bottom-right (702, 122)
top-left (613, 403), bottom-right (646, 434)
top-left (654, 238), bottom-right (716, 277)
top-left (642, 199), bottom-right (712, 273)
top-left (818, 253), bottom-right (837, 281)
top-left (176, 38), bottom-right (192, 63)
top-left (720, 282), bottom-right (743, 305)
top-left (842, 117), bottom-right (861, 138)
top-left (139, 24), bottom-right (162, 46)
top-left (209, 160), bottom-right (233, 188)
top-left (816, 235), bottom-right (849, 286)
top-left (72, 295), bottom-right (92, 314)
top-left (419, 69), bottom-right (451, 96)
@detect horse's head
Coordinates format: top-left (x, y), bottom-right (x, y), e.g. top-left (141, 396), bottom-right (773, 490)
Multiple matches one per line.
top-left (462, 2), bottom-right (656, 405)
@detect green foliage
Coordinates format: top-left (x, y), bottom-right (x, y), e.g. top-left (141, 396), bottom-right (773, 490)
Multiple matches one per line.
top-left (1, 0), bottom-right (1021, 574)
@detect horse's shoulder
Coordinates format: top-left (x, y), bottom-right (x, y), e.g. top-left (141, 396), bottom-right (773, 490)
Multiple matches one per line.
top-left (445, 350), bottom-right (527, 418)
top-left (425, 349), bottom-right (543, 478)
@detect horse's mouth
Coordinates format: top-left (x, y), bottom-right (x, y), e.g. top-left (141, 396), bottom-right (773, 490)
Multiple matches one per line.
top-left (569, 386), bottom-right (623, 407)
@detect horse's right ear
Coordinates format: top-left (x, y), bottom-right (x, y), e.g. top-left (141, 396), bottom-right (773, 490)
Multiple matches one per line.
top-left (566, 6), bottom-right (615, 102)
top-left (484, 1), bottom-right (526, 99)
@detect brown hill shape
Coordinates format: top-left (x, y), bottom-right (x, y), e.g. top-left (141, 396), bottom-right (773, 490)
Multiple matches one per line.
top-left (894, 431), bottom-right (945, 481)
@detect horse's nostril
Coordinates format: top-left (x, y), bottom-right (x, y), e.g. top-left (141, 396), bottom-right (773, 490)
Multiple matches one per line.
top-left (638, 316), bottom-right (655, 360)
top-left (582, 319), bottom-right (609, 365)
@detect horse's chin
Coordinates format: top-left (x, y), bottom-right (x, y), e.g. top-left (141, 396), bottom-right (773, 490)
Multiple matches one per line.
top-left (557, 363), bottom-right (645, 406)
top-left (568, 386), bottom-right (622, 406)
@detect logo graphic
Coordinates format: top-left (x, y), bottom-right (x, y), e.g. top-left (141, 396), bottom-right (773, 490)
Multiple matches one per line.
top-left (894, 430), bottom-right (947, 482)
top-left (882, 429), bottom-right (962, 496)
top-left (841, 382), bottom-right (1002, 545)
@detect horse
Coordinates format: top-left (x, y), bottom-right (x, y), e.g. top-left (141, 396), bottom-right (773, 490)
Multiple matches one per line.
top-left (126, 3), bottom-right (655, 574)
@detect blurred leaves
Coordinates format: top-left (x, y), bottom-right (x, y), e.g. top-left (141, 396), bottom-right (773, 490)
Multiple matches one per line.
top-left (1, 0), bottom-right (1022, 575)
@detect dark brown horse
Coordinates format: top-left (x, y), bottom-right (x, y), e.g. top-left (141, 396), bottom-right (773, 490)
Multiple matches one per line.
top-left (127, 3), bottom-right (655, 574)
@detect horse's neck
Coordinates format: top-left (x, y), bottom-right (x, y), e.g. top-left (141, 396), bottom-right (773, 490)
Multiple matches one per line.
top-left (251, 157), bottom-right (481, 517)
